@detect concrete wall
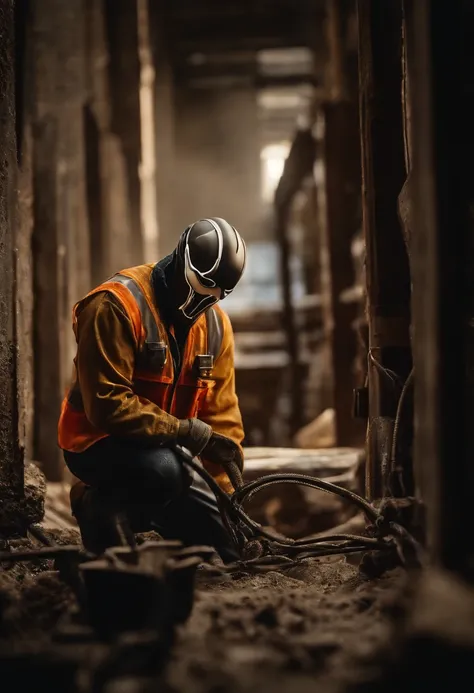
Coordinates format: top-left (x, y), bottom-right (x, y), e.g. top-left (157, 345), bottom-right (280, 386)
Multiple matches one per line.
top-left (149, 0), bottom-right (176, 258)
top-left (30, 0), bottom-right (148, 480)
top-left (31, 0), bottom-right (92, 480)
top-left (0, 0), bottom-right (159, 489)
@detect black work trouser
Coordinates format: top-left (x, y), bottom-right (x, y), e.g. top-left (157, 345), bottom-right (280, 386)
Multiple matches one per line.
top-left (64, 437), bottom-right (238, 563)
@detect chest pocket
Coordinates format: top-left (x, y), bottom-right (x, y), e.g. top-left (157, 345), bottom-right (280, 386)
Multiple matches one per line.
top-left (142, 341), bottom-right (168, 371)
top-left (174, 307), bottom-right (224, 418)
top-left (194, 308), bottom-right (224, 381)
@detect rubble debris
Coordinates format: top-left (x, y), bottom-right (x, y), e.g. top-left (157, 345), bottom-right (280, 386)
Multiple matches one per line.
top-left (0, 538), bottom-right (74, 639)
top-left (2, 528), bottom-right (463, 693)
top-left (0, 549), bottom-right (411, 693)
top-left (0, 462), bottom-right (46, 533)
top-left (293, 408), bottom-right (336, 449)
top-left (0, 456), bottom-right (426, 691)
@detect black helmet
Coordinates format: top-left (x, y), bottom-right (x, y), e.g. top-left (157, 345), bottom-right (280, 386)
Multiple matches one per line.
top-left (173, 218), bottom-right (246, 321)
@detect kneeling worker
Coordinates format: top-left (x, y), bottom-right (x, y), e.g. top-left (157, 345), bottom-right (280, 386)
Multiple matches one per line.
top-left (58, 218), bottom-right (246, 563)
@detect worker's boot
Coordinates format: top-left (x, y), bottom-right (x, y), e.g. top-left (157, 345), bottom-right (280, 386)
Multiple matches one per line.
top-left (72, 486), bottom-right (134, 555)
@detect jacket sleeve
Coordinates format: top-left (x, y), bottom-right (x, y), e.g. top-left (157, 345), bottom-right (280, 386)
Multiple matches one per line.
top-left (75, 292), bottom-right (180, 441)
top-left (198, 309), bottom-right (245, 492)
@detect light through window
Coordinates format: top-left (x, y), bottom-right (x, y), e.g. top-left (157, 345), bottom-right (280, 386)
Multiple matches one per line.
top-left (260, 142), bottom-right (290, 202)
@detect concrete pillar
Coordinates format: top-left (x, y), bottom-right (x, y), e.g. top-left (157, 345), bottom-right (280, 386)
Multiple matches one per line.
top-left (32, 0), bottom-right (91, 481)
top-left (0, 0), bottom-right (45, 531)
top-left (0, 0), bottom-right (24, 507)
top-left (15, 0), bottom-right (35, 466)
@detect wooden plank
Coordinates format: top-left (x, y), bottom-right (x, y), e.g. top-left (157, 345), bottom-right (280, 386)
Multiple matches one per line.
top-left (244, 445), bottom-right (363, 473)
top-left (357, 0), bottom-right (413, 500)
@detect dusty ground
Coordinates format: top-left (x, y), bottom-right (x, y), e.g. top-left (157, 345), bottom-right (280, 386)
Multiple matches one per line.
top-left (165, 561), bottom-right (406, 693)
top-left (0, 530), bottom-right (409, 693)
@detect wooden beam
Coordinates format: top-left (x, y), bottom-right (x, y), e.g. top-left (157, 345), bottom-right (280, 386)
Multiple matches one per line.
top-left (275, 204), bottom-right (302, 439)
top-left (275, 128), bottom-right (317, 437)
top-left (357, 0), bottom-right (412, 500)
top-left (168, 1), bottom-right (326, 55)
top-left (326, 0), bottom-right (346, 100)
top-left (320, 100), bottom-right (365, 447)
top-left (314, 0), bottom-right (364, 448)
top-left (408, 0), bottom-right (474, 577)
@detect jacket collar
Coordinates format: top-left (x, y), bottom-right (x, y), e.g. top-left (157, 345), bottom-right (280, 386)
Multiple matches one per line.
top-left (151, 252), bottom-right (207, 339)
top-left (151, 254), bottom-right (175, 328)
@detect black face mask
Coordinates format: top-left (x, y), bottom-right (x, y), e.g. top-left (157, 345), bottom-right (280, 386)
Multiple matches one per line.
top-left (170, 218), bottom-right (246, 324)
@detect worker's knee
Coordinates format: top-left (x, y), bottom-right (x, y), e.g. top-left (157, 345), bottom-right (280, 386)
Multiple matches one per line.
top-left (137, 446), bottom-right (190, 502)
top-left (66, 441), bottom-right (189, 506)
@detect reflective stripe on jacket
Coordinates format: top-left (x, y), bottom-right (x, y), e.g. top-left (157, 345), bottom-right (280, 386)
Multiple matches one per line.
top-left (58, 264), bottom-right (244, 492)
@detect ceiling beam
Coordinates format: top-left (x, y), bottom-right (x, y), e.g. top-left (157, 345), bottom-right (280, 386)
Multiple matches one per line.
top-left (167, 9), bottom-right (325, 56)
top-left (182, 74), bottom-right (319, 90)
top-left (169, 0), bottom-right (324, 23)
top-left (171, 36), bottom-right (316, 56)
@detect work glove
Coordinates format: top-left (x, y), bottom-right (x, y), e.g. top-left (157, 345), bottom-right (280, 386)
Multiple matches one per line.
top-left (202, 432), bottom-right (244, 490)
top-left (177, 418), bottom-right (213, 457)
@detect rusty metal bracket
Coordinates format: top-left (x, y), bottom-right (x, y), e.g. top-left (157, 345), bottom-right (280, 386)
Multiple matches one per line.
top-left (353, 386), bottom-right (369, 418)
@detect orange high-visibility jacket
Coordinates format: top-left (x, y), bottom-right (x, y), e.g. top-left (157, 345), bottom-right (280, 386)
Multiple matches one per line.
top-left (58, 264), bottom-right (244, 492)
